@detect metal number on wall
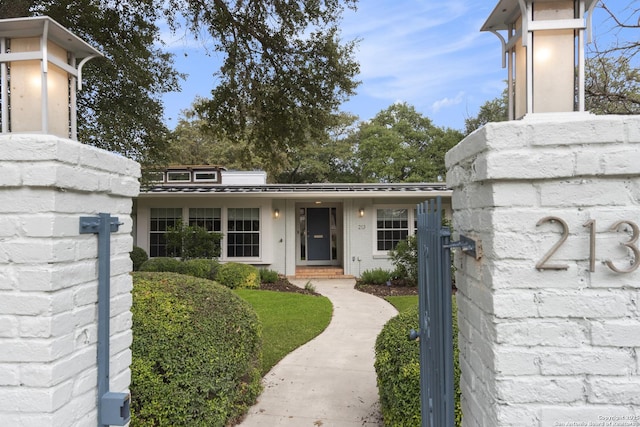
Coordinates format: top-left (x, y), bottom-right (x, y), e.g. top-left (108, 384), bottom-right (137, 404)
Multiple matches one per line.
top-left (536, 217), bottom-right (640, 273)
top-left (535, 216), bottom-right (569, 270)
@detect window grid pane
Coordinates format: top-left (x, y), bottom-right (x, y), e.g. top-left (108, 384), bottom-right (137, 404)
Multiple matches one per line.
top-left (376, 209), bottom-right (408, 251)
top-left (188, 208), bottom-right (221, 232)
top-left (227, 208), bottom-right (260, 258)
top-left (149, 208), bottom-right (182, 257)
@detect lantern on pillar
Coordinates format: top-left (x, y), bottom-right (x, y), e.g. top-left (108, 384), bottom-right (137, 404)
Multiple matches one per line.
top-left (0, 16), bottom-right (102, 139)
top-left (482, 0), bottom-right (598, 120)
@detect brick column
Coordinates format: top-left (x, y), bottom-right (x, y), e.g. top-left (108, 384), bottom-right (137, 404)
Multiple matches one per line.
top-left (0, 134), bottom-right (140, 426)
top-left (446, 114), bottom-right (640, 427)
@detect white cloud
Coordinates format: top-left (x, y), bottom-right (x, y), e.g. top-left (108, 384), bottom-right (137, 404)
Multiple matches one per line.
top-left (431, 92), bottom-right (466, 112)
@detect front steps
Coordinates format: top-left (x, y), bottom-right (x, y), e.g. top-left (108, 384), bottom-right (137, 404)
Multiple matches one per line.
top-left (292, 266), bottom-right (354, 279)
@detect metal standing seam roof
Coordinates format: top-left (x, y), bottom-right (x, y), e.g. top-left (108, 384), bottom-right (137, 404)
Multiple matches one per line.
top-left (141, 183), bottom-right (451, 195)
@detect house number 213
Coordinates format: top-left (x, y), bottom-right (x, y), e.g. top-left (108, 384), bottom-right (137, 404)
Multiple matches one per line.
top-left (536, 216), bottom-right (640, 273)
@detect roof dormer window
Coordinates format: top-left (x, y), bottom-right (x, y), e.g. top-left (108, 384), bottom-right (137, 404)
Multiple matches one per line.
top-left (167, 171), bottom-right (191, 182)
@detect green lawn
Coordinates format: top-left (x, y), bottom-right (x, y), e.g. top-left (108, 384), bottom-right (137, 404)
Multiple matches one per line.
top-left (385, 295), bottom-right (418, 313)
top-left (234, 289), bottom-right (333, 375)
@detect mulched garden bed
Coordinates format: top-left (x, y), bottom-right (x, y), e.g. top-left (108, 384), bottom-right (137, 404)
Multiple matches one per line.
top-left (259, 277), bottom-right (319, 296)
top-left (259, 277), bottom-right (420, 298)
top-left (354, 280), bottom-right (418, 297)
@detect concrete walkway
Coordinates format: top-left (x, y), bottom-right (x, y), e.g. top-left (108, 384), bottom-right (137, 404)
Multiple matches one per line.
top-left (238, 278), bottom-right (398, 427)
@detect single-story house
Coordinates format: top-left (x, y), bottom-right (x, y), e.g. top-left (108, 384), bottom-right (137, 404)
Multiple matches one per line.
top-left (133, 165), bottom-right (452, 278)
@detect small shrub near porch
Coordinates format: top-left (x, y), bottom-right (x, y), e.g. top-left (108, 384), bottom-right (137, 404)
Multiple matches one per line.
top-left (216, 262), bottom-right (260, 289)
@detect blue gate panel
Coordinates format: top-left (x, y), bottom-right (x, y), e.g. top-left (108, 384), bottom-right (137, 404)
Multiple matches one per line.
top-left (416, 197), bottom-right (455, 427)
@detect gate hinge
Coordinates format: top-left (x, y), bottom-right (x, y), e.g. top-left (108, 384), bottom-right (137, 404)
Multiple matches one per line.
top-left (79, 216), bottom-right (122, 234)
top-left (444, 235), bottom-right (482, 260)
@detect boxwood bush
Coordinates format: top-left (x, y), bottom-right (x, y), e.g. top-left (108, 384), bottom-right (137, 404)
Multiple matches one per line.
top-left (130, 246), bottom-right (148, 271)
top-left (216, 262), bottom-right (260, 289)
top-left (138, 257), bottom-right (219, 280)
top-left (131, 272), bottom-right (262, 426)
top-left (182, 258), bottom-right (219, 280)
top-left (138, 257), bottom-right (183, 274)
top-left (374, 296), bottom-right (461, 427)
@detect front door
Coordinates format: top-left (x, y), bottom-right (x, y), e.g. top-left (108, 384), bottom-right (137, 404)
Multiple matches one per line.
top-left (307, 208), bottom-right (331, 261)
top-left (298, 206), bottom-right (340, 265)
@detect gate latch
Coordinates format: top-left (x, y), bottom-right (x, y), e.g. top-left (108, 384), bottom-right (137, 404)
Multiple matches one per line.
top-left (444, 235), bottom-right (482, 260)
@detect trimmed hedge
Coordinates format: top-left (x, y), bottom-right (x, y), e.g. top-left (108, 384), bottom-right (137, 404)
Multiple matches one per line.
top-left (130, 246), bottom-right (149, 271)
top-left (131, 272), bottom-right (262, 426)
top-left (139, 257), bottom-right (183, 273)
top-left (216, 262), bottom-right (260, 289)
top-left (182, 258), bottom-right (220, 280)
top-left (138, 257), bottom-right (219, 280)
top-left (374, 296), bottom-right (461, 427)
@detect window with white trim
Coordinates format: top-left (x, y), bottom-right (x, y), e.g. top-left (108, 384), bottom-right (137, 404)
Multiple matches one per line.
top-left (376, 208), bottom-right (409, 251)
top-left (193, 171), bottom-right (218, 182)
top-left (150, 208), bottom-right (182, 257)
top-left (227, 208), bottom-right (260, 257)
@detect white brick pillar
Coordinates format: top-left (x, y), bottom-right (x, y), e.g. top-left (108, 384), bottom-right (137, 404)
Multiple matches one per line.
top-left (0, 134), bottom-right (140, 426)
top-left (446, 114), bottom-right (640, 427)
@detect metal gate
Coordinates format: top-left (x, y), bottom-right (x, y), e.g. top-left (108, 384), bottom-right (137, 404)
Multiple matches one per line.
top-left (412, 197), bottom-right (476, 427)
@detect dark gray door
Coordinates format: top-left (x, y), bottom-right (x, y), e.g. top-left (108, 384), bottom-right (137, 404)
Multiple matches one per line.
top-left (307, 208), bottom-right (331, 261)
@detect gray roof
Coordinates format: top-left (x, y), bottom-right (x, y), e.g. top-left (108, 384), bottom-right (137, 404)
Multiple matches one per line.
top-left (141, 182), bottom-right (450, 198)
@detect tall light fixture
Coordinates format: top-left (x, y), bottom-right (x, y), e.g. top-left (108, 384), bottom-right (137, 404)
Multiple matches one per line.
top-left (0, 16), bottom-right (102, 139)
top-left (482, 0), bottom-right (598, 120)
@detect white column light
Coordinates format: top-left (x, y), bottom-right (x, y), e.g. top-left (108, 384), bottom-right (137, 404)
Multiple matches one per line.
top-left (0, 16), bottom-right (102, 139)
top-left (482, 0), bottom-right (599, 120)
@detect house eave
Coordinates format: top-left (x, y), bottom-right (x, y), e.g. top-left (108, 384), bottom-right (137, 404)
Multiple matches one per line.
top-left (137, 183), bottom-right (452, 199)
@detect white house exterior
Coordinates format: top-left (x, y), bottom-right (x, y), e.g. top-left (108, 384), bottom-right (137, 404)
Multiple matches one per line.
top-left (134, 166), bottom-right (451, 277)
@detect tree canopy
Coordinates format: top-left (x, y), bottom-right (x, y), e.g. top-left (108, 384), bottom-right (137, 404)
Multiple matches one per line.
top-left (168, 102), bottom-right (461, 184)
top-left (1, 0), bottom-right (360, 167)
top-left (350, 103), bottom-right (463, 183)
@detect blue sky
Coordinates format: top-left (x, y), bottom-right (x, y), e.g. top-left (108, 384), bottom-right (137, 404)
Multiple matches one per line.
top-left (160, 0), bottom-right (631, 132)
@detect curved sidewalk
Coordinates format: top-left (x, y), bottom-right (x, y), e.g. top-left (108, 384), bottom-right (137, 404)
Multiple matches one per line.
top-left (238, 278), bottom-right (398, 427)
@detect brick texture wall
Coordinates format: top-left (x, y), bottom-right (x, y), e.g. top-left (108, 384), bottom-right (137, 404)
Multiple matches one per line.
top-left (446, 114), bottom-right (640, 427)
top-left (0, 134), bottom-right (140, 426)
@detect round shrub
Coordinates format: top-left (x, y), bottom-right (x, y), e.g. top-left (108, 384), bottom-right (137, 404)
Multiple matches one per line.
top-left (216, 262), bottom-right (260, 289)
top-left (130, 272), bottom-right (262, 426)
top-left (138, 257), bottom-right (183, 274)
top-left (130, 246), bottom-right (148, 271)
top-left (182, 258), bottom-right (219, 280)
top-left (374, 297), bottom-right (461, 427)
